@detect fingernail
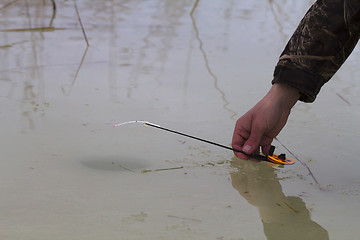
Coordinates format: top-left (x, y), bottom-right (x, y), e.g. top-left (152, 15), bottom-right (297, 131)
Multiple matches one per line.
top-left (243, 145), bottom-right (251, 153)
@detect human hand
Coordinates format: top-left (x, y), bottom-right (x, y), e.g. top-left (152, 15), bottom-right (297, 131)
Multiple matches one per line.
top-left (232, 83), bottom-right (300, 159)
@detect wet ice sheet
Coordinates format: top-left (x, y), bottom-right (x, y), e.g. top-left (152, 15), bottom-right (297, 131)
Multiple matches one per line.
top-left (1, 0), bottom-right (360, 239)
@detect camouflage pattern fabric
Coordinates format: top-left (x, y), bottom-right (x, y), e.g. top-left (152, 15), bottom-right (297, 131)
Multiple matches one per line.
top-left (272, 0), bottom-right (360, 102)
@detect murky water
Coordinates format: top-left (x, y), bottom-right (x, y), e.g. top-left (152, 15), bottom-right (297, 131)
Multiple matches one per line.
top-left (1, 1), bottom-right (359, 239)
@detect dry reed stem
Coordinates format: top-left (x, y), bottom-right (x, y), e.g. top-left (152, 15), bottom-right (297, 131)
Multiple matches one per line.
top-left (49, 0), bottom-right (57, 27)
top-left (73, 0), bottom-right (89, 46)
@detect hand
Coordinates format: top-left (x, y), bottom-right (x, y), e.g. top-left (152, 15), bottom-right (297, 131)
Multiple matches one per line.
top-left (232, 83), bottom-right (300, 159)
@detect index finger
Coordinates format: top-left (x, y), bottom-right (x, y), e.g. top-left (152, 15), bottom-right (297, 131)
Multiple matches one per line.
top-left (232, 131), bottom-right (249, 159)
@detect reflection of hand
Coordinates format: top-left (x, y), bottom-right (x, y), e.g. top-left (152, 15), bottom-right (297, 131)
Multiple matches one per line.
top-left (232, 83), bottom-right (300, 159)
top-left (230, 159), bottom-right (329, 240)
top-left (230, 158), bottom-right (284, 207)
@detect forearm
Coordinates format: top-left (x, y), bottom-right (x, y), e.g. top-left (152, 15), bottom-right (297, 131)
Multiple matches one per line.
top-left (273, 0), bottom-right (360, 102)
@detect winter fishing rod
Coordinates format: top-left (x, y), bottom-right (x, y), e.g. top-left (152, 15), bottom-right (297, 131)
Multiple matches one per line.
top-left (114, 121), bottom-right (294, 165)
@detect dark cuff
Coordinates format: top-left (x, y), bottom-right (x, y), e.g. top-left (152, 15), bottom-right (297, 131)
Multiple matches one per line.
top-left (272, 65), bottom-right (325, 103)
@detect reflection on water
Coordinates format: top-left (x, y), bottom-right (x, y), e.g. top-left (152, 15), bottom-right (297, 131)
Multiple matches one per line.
top-left (230, 159), bottom-right (329, 240)
top-left (190, 0), bottom-right (237, 119)
top-left (1, 1), bottom-right (360, 239)
top-left (61, 46), bottom-right (88, 96)
top-left (81, 156), bottom-right (150, 173)
top-left (1, 1), bottom-right (67, 131)
top-left (0, 0), bottom-right (315, 128)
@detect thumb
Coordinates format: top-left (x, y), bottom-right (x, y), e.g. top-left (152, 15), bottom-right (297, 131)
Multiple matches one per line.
top-left (242, 128), bottom-right (263, 155)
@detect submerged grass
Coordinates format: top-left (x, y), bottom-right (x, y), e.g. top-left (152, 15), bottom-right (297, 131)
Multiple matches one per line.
top-left (141, 166), bottom-right (184, 173)
top-left (0, 27), bottom-right (66, 32)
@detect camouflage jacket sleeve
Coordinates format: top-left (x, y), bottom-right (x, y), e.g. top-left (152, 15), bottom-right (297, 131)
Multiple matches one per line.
top-left (272, 0), bottom-right (360, 102)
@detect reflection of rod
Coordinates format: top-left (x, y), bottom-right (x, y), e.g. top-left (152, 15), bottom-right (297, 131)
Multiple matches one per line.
top-left (114, 121), bottom-right (267, 161)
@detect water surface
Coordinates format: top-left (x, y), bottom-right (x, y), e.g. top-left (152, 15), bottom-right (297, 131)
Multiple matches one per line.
top-left (1, 1), bottom-right (359, 239)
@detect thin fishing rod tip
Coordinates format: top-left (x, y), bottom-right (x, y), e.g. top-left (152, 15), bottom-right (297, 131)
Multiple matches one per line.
top-left (113, 120), bottom-right (160, 128)
top-left (113, 120), bottom-right (139, 128)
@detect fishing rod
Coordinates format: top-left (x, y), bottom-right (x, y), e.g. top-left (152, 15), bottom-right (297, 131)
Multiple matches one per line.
top-left (114, 121), bottom-right (294, 165)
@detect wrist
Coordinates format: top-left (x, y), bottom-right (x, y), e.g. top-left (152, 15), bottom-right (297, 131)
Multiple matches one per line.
top-left (267, 83), bottom-right (300, 110)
